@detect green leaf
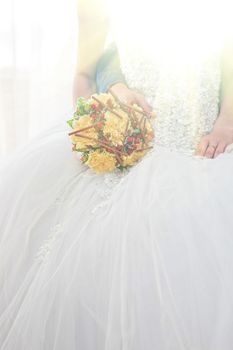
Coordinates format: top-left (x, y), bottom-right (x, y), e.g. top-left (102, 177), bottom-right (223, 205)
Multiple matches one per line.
top-left (67, 119), bottom-right (74, 128)
top-left (84, 104), bottom-right (91, 113)
top-left (73, 112), bottom-right (80, 119)
top-left (76, 97), bottom-right (91, 116)
top-left (117, 165), bottom-right (127, 172)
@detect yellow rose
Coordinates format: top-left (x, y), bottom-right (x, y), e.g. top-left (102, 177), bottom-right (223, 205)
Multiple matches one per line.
top-left (69, 135), bottom-right (93, 151)
top-left (86, 150), bottom-right (117, 173)
top-left (113, 107), bottom-right (129, 124)
top-left (71, 115), bottom-right (98, 150)
top-left (72, 115), bottom-right (92, 130)
top-left (103, 111), bottom-right (127, 145)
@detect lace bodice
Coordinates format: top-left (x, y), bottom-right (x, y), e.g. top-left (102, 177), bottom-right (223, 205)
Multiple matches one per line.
top-left (107, 0), bottom-right (228, 154)
top-left (119, 53), bottom-right (221, 155)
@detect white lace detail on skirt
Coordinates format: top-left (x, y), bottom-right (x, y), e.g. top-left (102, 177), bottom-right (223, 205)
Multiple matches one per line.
top-left (34, 170), bottom-right (130, 263)
top-left (90, 169), bottom-right (129, 214)
top-left (35, 224), bottom-right (63, 264)
top-left (33, 173), bottom-right (81, 264)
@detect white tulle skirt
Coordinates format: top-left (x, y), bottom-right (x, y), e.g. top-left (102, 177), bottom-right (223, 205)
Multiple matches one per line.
top-left (1, 122), bottom-right (233, 350)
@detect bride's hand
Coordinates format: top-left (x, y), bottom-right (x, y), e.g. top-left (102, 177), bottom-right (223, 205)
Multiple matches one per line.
top-left (109, 83), bottom-right (152, 114)
top-left (195, 116), bottom-right (233, 158)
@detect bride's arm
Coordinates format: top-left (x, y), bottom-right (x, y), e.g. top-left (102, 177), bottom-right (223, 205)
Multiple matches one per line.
top-left (196, 43), bottom-right (233, 158)
top-left (218, 44), bottom-right (233, 122)
top-left (73, 0), bottom-right (109, 105)
top-left (95, 44), bottom-right (152, 113)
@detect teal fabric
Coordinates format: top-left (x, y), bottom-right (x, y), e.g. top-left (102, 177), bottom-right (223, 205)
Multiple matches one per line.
top-left (95, 43), bottom-right (126, 93)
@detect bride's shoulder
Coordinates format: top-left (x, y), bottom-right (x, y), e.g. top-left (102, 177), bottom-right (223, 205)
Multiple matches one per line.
top-left (78, 0), bottom-right (109, 19)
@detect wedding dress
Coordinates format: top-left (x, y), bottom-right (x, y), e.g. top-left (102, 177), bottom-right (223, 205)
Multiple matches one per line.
top-left (1, 1), bottom-right (233, 349)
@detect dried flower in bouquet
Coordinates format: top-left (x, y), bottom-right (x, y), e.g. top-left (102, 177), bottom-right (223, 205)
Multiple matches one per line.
top-left (67, 92), bottom-right (155, 173)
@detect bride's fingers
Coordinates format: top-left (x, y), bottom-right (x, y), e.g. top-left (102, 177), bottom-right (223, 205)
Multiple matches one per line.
top-left (135, 93), bottom-right (152, 114)
top-left (205, 144), bottom-right (218, 158)
top-left (123, 95), bottom-right (137, 105)
top-left (195, 138), bottom-right (209, 156)
top-left (213, 141), bottom-right (227, 158)
top-left (122, 92), bottom-right (139, 106)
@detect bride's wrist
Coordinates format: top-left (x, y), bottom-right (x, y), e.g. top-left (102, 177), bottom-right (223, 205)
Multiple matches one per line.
top-left (214, 113), bottom-right (233, 130)
top-left (108, 82), bottom-right (128, 94)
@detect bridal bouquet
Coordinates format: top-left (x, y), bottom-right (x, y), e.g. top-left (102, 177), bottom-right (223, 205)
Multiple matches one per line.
top-left (67, 93), bottom-right (155, 174)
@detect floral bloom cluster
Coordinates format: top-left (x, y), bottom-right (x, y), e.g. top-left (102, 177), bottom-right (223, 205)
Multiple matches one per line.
top-left (67, 93), bottom-right (155, 173)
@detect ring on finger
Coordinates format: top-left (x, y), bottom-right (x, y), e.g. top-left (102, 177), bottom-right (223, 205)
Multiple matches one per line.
top-left (208, 143), bottom-right (218, 149)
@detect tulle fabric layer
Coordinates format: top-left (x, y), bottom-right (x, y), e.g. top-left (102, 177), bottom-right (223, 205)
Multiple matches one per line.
top-left (1, 123), bottom-right (233, 350)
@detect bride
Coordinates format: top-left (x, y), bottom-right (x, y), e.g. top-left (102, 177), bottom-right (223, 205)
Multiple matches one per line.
top-left (1, 0), bottom-right (233, 348)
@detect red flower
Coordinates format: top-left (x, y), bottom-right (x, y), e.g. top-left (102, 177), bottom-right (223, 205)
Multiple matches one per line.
top-left (96, 122), bottom-right (104, 129)
top-left (91, 103), bottom-right (101, 111)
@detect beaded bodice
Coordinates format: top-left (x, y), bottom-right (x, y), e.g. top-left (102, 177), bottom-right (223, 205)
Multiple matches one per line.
top-left (119, 53), bottom-right (221, 154)
top-left (108, 0), bottom-right (226, 154)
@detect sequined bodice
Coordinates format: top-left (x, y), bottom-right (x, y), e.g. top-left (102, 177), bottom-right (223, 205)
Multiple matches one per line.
top-left (107, 0), bottom-right (226, 154)
top-left (119, 53), bottom-right (221, 155)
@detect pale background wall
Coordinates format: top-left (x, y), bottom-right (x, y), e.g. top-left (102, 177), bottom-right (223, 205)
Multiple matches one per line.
top-left (0, 0), bottom-right (78, 158)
